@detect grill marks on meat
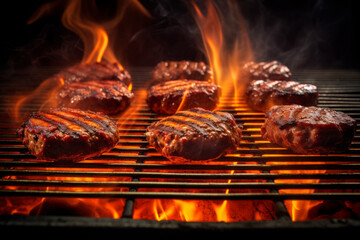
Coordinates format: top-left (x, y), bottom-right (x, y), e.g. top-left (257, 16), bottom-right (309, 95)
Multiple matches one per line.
top-left (146, 108), bottom-right (242, 163)
top-left (261, 105), bottom-right (357, 154)
top-left (17, 108), bottom-right (119, 161)
top-left (147, 79), bottom-right (221, 115)
top-left (57, 80), bottom-right (133, 115)
top-left (151, 61), bottom-right (212, 85)
top-left (54, 61), bottom-right (133, 114)
top-left (57, 61), bottom-right (132, 87)
top-left (246, 80), bottom-right (318, 112)
top-left (243, 61), bottom-right (292, 81)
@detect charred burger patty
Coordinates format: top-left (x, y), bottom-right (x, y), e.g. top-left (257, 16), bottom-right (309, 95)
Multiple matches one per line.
top-left (56, 61), bottom-right (132, 87)
top-left (243, 60), bottom-right (292, 81)
top-left (246, 80), bottom-right (318, 112)
top-left (261, 105), bottom-right (356, 154)
top-left (57, 80), bottom-right (133, 115)
top-left (17, 108), bottom-right (119, 161)
top-left (147, 79), bottom-right (221, 115)
top-left (151, 60), bottom-right (212, 85)
top-left (145, 108), bottom-right (242, 163)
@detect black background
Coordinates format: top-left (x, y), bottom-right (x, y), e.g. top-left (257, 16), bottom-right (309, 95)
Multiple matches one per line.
top-left (0, 0), bottom-right (359, 71)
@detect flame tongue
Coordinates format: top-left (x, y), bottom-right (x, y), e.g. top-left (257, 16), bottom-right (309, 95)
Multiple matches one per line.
top-left (190, 0), bottom-right (254, 98)
top-left (28, 0), bottom-right (151, 66)
top-left (61, 0), bottom-right (117, 65)
top-left (13, 0), bottom-right (151, 121)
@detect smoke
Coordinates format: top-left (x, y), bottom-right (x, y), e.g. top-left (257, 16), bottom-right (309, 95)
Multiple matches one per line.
top-left (6, 24), bottom-right (83, 69)
top-left (3, 1), bottom-right (83, 70)
top-left (1, 0), bottom-right (358, 70)
top-left (238, 0), bottom-right (358, 70)
top-left (125, 0), bottom-right (206, 65)
top-left (131, 0), bottom-right (358, 69)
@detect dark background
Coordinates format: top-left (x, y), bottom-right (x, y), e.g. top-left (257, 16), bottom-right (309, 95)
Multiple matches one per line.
top-left (0, 0), bottom-right (359, 71)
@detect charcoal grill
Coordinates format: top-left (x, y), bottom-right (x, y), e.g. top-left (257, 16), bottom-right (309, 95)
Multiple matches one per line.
top-left (0, 68), bottom-right (360, 234)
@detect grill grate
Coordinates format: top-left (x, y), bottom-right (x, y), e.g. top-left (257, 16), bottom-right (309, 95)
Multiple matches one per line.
top-left (0, 68), bottom-right (360, 223)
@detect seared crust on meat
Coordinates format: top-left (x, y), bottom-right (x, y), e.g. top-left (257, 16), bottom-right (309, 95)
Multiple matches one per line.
top-left (246, 80), bottom-right (318, 112)
top-left (17, 108), bottom-right (119, 161)
top-left (261, 105), bottom-right (356, 154)
top-left (57, 80), bottom-right (133, 115)
top-left (243, 61), bottom-right (292, 81)
top-left (145, 108), bottom-right (242, 163)
top-left (151, 61), bottom-right (212, 85)
top-left (56, 61), bottom-right (132, 87)
top-left (147, 79), bottom-right (221, 115)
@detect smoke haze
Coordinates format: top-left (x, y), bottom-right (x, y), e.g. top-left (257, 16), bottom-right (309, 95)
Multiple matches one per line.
top-left (0, 0), bottom-right (359, 70)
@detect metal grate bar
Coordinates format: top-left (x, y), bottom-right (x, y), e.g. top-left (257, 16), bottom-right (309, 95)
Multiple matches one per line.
top-left (2, 179), bottom-right (360, 190)
top-left (1, 190), bottom-right (360, 201)
top-left (1, 161), bottom-right (360, 171)
top-left (0, 69), bottom-right (360, 221)
top-left (2, 169), bottom-right (360, 180)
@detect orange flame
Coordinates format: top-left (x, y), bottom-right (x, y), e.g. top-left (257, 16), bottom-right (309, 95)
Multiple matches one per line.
top-left (28, 0), bottom-right (151, 66)
top-left (116, 89), bottom-right (146, 125)
top-left (8, 1), bottom-right (151, 216)
top-left (130, 1), bottom-right (262, 223)
top-left (13, 0), bottom-right (150, 122)
top-left (267, 159), bottom-right (327, 221)
top-left (13, 77), bottom-right (65, 122)
top-left (60, 0), bottom-right (116, 65)
top-left (175, 85), bottom-right (191, 113)
top-left (131, 158), bottom-right (273, 222)
top-left (191, 0), bottom-right (254, 99)
top-left (149, 200), bottom-right (232, 222)
top-left (133, 197), bottom-right (274, 222)
top-left (62, 2), bottom-right (109, 64)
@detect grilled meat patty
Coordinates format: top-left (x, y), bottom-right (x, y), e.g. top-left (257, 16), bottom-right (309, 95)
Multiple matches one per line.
top-left (56, 61), bottom-right (132, 87)
top-left (243, 61), bottom-right (292, 81)
top-left (147, 79), bottom-right (221, 115)
top-left (246, 80), bottom-right (318, 112)
top-left (57, 80), bottom-right (133, 115)
top-left (17, 108), bottom-right (119, 161)
top-left (146, 108), bottom-right (242, 163)
top-left (261, 105), bottom-right (357, 154)
top-left (151, 61), bottom-right (212, 85)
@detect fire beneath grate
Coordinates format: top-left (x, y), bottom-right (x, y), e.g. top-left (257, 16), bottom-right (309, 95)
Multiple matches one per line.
top-left (0, 68), bottom-right (360, 223)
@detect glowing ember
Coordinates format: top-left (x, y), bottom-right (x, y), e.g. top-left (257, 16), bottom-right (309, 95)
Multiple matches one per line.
top-left (133, 198), bottom-right (275, 222)
top-left (269, 160), bottom-right (326, 221)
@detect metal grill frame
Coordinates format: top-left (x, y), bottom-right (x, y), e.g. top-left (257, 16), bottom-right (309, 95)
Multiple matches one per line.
top-left (0, 68), bottom-right (360, 231)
